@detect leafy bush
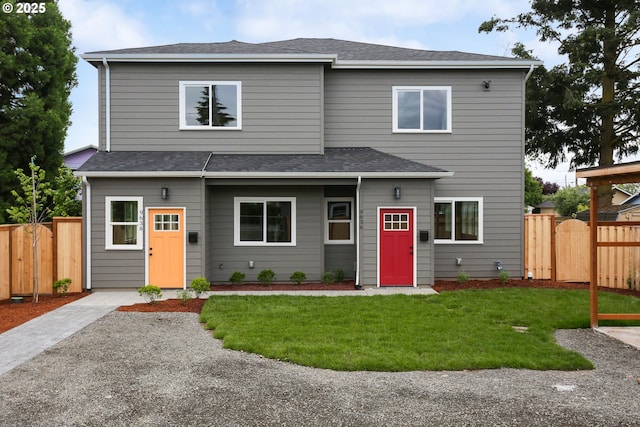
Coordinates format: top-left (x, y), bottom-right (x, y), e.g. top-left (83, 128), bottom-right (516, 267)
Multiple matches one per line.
top-left (176, 289), bottom-right (192, 305)
top-left (257, 269), bottom-right (275, 284)
top-left (190, 277), bottom-right (210, 297)
top-left (457, 270), bottom-right (469, 284)
top-left (52, 278), bottom-right (72, 296)
top-left (498, 270), bottom-right (510, 284)
top-left (321, 271), bottom-right (336, 284)
top-left (138, 285), bottom-right (162, 304)
top-left (229, 272), bottom-right (245, 284)
top-left (334, 269), bottom-right (345, 283)
top-left (290, 271), bottom-right (306, 285)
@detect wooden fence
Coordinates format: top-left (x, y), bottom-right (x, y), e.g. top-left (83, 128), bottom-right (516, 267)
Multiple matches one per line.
top-left (524, 214), bottom-right (640, 289)
top-left (0, 217), bottom-right (82, 298)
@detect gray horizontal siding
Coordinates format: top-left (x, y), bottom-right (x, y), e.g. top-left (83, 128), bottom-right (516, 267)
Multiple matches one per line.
top-left (88, 177), bottom-right (204, 289)
top-left (324, 69), bottom-right (525, 279)
top-left (102, 63), bottom-right (323, 154)
top-left (359, 179), bottom-right (433, 286)
top-left (206, 185), bottom-right (324, 282)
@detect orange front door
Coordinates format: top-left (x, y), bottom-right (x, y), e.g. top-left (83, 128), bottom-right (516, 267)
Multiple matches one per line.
top-left (148, 209), bottom-right (184, 288)
top-left (379, 209), bottom-right (414, 286)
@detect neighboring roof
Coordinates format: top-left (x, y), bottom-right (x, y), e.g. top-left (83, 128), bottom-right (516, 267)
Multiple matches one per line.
top-left (64, 145), bottom-right (98, 170)
top-left (575, 205), bottom-right (640, 222)
top-left (535, 200), bottom-right (555, 209)
top-left (82, 38), bottom-right (540, 70)
top-left (76, 147), bottom-right (452, 179)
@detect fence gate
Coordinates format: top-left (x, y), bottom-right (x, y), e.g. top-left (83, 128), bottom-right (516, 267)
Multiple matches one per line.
top-left (555, 219), bottom-right (590, 282)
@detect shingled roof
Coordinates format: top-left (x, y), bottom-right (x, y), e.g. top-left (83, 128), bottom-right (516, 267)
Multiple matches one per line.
top-left (82, 38), bottom-right (538, 68)
top-left (76, 147), bottom-right (452, 179)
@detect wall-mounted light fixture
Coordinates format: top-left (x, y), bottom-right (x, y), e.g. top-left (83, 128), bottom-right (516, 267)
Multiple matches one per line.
top-left (160, 187), bottom-right (169, 200)
top-left (482, 80), bottom-right (492, 91)
top-left (393, 186), bottom-right (401, 199)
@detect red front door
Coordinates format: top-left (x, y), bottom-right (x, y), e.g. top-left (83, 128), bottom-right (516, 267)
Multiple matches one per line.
top-left (379, 209), bottom-right (414, 286)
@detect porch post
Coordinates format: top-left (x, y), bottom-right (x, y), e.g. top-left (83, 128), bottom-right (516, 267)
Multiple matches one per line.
top-left (589, 183), bottom-right (598, 328)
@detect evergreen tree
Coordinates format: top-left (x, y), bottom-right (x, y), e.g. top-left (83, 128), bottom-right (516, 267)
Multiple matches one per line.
top-left (0, 0), bottom-right (77, 223)
top-left (480, 1), bottom-right (640, 207)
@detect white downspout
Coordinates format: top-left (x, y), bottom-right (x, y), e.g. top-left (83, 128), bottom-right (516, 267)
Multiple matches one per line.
top-left (355, 176), bottom-right (362, 289)
top-left (82, 176), bottom-right (92, 290)
top-left (524, 64), bottom-right (535, 82)
top-left (102, 58), bottom-right (111, 152)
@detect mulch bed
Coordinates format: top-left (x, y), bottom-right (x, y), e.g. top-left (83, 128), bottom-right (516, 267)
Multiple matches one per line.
top-left (0, 292), bottom-right (89, 334)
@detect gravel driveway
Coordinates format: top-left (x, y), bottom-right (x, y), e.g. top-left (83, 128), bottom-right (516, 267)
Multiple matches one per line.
top-left (0, 311), bottom-right (639, 426)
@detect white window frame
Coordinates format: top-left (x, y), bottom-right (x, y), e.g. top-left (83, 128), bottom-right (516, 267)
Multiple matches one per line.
top-left (179, 81), bottom-right (242, 130)
top-left (105, 196), bottom-right (143, 250)
top-left (434, 197), bottom-right (483, 244)
top-left (392, 86), bottom-right (452, 133)
top-left (324, 197), bottom-right (354, 244)
top-left (234, 197), bottom-right (296, 246)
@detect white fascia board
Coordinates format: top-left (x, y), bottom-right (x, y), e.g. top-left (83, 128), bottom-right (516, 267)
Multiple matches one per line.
top-left (80, 53), bottom-right (337, 63)
top-left (332, 60), bottom-right (543, 69)
top-left (75, 171), bottom-right (454, 179)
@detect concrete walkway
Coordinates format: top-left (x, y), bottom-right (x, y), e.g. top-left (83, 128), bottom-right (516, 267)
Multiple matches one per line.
top-left (0, 287), bottom-right (436, 377)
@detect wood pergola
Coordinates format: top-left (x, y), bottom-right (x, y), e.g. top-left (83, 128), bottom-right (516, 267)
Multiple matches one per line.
top-left (576, 161), bottom-right (640, 328)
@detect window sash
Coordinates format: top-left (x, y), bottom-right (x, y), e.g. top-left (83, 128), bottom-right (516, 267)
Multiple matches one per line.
top-left (180, 81), bottom-right (241, 130)
top-left (235, 197), bottom-right (296, 246)
top-left (325, 198), bottom-right (354, 244)
top-left (106, 197), bottom-right (143, 250)
top-left (393, 86), bottom-right (451, 133)
top-left (434, 197), bottom-right (482, 244)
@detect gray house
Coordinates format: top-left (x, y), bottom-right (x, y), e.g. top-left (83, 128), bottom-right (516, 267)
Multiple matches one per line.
top-left (77, 38), bottom-right (539, 290)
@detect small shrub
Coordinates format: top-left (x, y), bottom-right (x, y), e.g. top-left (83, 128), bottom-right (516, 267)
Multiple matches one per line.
top-left (321, 271), bottom-right (336, 284)
top-left (176, 289), bottom-right (192, 305)
top-left (498, 270), bottom-right (510, 284)
top-left (229, 271), bottom-right (245, 284)
top-left (334, 269), bottom-right (345, 283)
top-left (52, 278), bottom-right (72, 296)
top-left (138, 285), bottom-right (162, 304)
top-left (457, 270), bottom-right (469, 284)
top-left (190, 277), bottom-right (210, 297)
top-left (290, 271), bottom-right (306, 285)
top-left (257, 269), bottom-right (276, 284)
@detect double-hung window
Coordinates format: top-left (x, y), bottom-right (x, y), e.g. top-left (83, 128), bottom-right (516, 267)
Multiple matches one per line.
top-left (234, 197), bottom-right (296, 246)
top-left (393, 86), bottom-right (451, 133)
top-left (434, 197), bottom-right (483, 244)
top-left (324, 198), bottom-right (354, 244)
top-left (179, 81), bottom-right (241, 129)
top-left (105, 197), bottom-right (143, 250)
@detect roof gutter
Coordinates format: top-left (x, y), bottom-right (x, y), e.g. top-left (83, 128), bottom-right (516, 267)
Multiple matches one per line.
top-left (102, 58), bottom-right (111, 152)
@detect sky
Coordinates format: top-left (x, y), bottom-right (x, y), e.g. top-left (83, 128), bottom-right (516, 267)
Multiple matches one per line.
top-left (55, 0), bottom-right (579, 185)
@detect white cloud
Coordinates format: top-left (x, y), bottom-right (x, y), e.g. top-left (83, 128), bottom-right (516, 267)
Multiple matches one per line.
top-left (58, 0), bottom-right (153, 52)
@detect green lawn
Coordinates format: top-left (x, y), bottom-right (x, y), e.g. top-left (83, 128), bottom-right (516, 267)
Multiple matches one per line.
top-left (200, 288), bottom-right (640, 371)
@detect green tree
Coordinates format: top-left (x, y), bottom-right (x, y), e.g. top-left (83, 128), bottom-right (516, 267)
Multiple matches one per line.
top-left (524, 167), bottom-right (544, 207)
top-left (480, 1), bottom-right (640, 207)
top-left (553, 186), bottom-right (590, 217)
top-left (0, 0), bottom-right (77, 223)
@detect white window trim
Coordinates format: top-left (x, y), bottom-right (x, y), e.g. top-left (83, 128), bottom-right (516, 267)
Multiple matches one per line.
top-left (324, 197), bottom-right (354, 244)
top-left (179, 81), bottom-right (242, 130)
top-left (105, 196), bottom-right (143, 250)
top-left (434, 197), bottom-right (483, 244)
top-left (234, 197), bottom-right (296, 246)
top-left (392, 86), bottom-right (452, 133)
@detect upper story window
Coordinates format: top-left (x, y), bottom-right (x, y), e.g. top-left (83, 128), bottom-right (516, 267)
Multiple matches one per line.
top-left (179, 81), bottom-right (242, 130)
top-left (434, 197), bottom-right (483, 244)
top-left (392, 86), bottom-right (451, 133)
